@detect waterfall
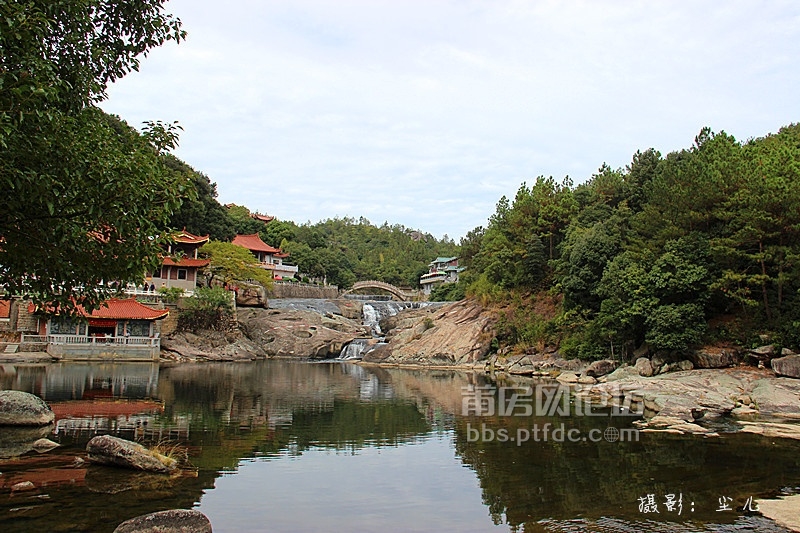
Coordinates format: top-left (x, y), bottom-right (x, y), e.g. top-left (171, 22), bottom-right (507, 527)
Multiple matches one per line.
top-left (362, 301), bottom-right (438, 336)
top-left (338, 338), bottom-right (374, 360)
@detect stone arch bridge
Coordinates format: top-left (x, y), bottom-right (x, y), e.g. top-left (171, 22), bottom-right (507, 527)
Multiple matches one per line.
top-left (342, 280), bottom-right (418, 301)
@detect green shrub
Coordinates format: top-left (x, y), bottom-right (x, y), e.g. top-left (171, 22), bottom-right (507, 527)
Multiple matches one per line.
top-left (157, 286), bottom-right (185, 303)
top-left (178, 287), bottom-right (234, 331)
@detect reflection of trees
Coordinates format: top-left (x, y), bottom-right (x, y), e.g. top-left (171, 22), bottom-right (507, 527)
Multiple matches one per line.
top-left (155, 362), bottom-right (433, 469)
top-left (285, 401), bottom-right (430, 451)
top-left (453, 416), bottom-right (800, 529)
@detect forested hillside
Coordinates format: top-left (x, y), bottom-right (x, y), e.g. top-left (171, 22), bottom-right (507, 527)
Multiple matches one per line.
top-left (458, 125), bottom-right (800, 359)
top-left (166, 122), bottom-right (799, 358)
top-left (167, 164), bottom-right (458, 289)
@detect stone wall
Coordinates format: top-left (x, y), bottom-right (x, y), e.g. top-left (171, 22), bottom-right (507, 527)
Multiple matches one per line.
top-left (158, 303), bottom-right (180, 336)
top-left (269, 283), bottom-right (339, 299)
top-left (15, 301), bottom-right (40, 333)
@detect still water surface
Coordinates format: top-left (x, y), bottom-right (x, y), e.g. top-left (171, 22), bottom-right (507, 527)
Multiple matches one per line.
top-left (0, 360), bottom-right (798, 532)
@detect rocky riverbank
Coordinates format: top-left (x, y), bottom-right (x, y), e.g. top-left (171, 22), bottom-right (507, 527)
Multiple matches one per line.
top-left (14, 294), bottom-right (798, 444)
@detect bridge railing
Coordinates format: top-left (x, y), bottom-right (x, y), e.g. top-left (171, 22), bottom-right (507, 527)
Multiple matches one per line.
top-left (344, 280), bottom-right (421, 301)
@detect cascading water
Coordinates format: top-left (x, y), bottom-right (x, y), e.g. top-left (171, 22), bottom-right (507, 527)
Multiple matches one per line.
top-left (338, 301), bottom-right (442, 360)
top-left (361, 301), bottom-right (436, 336)
top-left (338, 338), bottom-right (376, 360)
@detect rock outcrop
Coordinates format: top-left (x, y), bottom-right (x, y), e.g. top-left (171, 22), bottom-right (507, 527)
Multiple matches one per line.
top-left (489, 352), bottom-right (583, 376)
top-left (585, 367), bottom-right (800, 438)
top-left (362, 300), bottom-right (496, 366)
top-left (756, 495), bottom-right (800, 533)
top-left (161, 329), bottom-right (266, 362)
top-left (0, 390), bottom-right (55, 426)
top-left (238, 307), bottom-right (367, 359)
top-left (113, 509), bottom-right (212, 533)
top-left (86, 435), bottom-right (177, 473)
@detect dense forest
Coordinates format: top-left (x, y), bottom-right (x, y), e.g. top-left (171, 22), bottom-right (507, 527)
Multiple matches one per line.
top-left (456, 125), bottom-right (800, 359)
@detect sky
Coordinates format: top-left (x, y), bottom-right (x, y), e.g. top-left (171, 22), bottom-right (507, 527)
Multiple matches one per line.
top-left (101, 0), bottom-right (800, 240)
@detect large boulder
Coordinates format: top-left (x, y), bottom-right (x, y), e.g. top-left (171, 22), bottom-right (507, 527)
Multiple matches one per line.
top-left (771, 354), bottom-right (800, 379)
top-left (362, 300), bottom-right (496, 367)
top-left (584, 359), bottom-right (618, 377)
top-left (0, 390), bottom-right (55, 426)
top-left (113, 509), bottom-right (212, 533)
top-left (87, 435), bottom-right (177, 474)
top-left (635, 357), bottom-right (654, 377)
top-left (750, 378), bottom-right (800, 415)
top-left (690, 348), bottom-right (738, 369)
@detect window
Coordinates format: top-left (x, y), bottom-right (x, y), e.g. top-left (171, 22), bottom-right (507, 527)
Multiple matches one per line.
top-left (128, 320), bottom-right (151, 337)
top-left (50, 317), bottom-right (87, 335)
top-left (177, 269), bottom-right (187, 280)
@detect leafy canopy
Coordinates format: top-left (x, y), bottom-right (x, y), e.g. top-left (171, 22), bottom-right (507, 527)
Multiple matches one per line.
top-left (0, 0), bottom-right (188, 311)
top-left (199, 241), bottom-right (274, 288)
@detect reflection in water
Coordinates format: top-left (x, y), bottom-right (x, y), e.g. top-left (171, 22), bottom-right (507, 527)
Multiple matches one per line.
top-left (0, 361), bottom-right (797, 533)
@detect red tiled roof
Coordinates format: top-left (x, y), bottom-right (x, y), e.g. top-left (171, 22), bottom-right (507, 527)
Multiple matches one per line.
top-left (90, 299), bottom-right (169, 320)
top-left (252, 213), bottom-right (274, 222)
top-left (162, 257), bottom-right (210, 267)
top-left (29, 298), bottom-right (169, 320)
top-left (173, 229), bottom-right (209, 245)
top-left (232, 233), bottom-right (281, 254)
top-left (0, 300), bottom-right (10, 319)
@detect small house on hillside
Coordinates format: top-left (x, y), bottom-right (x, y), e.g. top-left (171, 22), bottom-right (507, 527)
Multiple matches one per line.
top-left (232, 233), bottom-right (298, 280)
top-left (147, 229), bottom-right (210, 293)
top-left (420, 256), bottom-right (464, 296)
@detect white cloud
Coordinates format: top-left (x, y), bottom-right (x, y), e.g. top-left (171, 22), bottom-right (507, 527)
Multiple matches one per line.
top-left (102, 0), bottom-right (800, 239)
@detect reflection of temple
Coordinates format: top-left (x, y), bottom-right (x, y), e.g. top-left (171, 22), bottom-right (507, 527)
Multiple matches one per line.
top-left (52, 400), bottom-right (189, 441)
top-left (0, 362), bottom-right (160, 401)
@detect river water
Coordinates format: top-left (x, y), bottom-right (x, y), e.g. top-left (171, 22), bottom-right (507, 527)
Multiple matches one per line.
top-left (0, 360), bottom-right (798, 532)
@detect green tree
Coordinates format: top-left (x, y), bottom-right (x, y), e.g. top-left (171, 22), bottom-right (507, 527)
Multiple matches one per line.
top-left (165, 156), bottom-right (237, 241)
top-left (199, 241), bottom-right (273, 288)
top-left (179, 286), bottom-right (234, 331)
top-left (226, 204), bottom-right (265, 235)
top-left (0, 0), bottom-right (187, 311)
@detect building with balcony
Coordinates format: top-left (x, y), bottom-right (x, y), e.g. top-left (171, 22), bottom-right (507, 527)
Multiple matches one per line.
top-left (231, 233), bottom-right (298, 280)
top-left (147, 229), bottom-right (210, 294)
top-left (420, 256), bottom-right (464, 296)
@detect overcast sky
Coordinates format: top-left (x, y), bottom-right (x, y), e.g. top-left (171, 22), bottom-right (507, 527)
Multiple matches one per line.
top-left (102, 0), bottom-right (800, 240)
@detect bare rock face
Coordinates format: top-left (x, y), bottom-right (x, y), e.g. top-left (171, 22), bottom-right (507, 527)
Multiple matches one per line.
top-left (0, 390), bottom-right (55, 426)
top-left (86, 435), bottom-right (177, 474)
top-left (235, 283), bottom-right (268, 308)
top-left (238, 307), bottom-right (367, 359)
top-left (362, 300), bottom-right (496, 366)
top-left (161, 328), bottom-right (266, 362)
top-left (113, 509), bottom-right (212, 533)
